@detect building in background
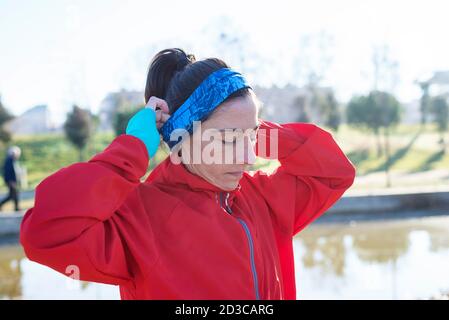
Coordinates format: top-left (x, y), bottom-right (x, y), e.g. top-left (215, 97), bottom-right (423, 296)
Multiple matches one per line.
top-left (4, 105), bottom-right (58, 135)
top-left (254, 84), bottom-right (332, 124)
top-left (427, 71), bottom-right (449, 98)
top-left (98, 89), bottom-right (144, 131)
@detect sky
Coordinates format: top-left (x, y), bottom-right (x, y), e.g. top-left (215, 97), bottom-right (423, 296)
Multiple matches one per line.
top-left (1, 0), bottom-right (449, 125)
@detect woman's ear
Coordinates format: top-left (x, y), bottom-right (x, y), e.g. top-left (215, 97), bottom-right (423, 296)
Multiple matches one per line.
top-left (168, 141), bottom-right (185, 165)
top-left (169, 145), bottom-right (182, 165)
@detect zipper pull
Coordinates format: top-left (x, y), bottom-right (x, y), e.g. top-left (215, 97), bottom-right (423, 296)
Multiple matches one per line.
top-left (216, 192), bottom-right (233, 214)
top-left (224, 192), bottom-right (233, 214)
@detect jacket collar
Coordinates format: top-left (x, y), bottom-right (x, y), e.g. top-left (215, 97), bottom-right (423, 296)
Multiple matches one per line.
top-left (146, 157), bottom-right (242, 198)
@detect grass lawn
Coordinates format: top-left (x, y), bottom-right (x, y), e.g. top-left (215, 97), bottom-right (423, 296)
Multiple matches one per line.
top-left (329, 123), bottom-right (449, 174)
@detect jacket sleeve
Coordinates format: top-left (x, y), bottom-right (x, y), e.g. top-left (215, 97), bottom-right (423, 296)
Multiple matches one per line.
top-left (250, 120), bottom-right (356, 237)
top-left (20, 134), bottom-right (150, 286)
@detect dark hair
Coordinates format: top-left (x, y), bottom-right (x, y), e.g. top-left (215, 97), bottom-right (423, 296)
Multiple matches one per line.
top-left (144, 48), bottom-right (251, 114)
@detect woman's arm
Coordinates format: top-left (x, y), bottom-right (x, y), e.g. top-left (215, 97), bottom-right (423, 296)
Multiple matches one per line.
top-left (20, 134), bottom-right (151, 286)
top-left (20, 98), bottom-right (169, 286)
top-left (250, 120), bottom-right (356, 237)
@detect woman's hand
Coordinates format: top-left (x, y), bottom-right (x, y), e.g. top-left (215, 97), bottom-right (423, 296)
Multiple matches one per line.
top-left (126, 96), bottom-right (171, 157)
top-left (145, 96), bottom-right (171, 129)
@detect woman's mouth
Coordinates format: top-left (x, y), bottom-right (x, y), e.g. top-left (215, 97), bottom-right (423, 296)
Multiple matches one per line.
top-left (226, 171), bottom-right (244, 178)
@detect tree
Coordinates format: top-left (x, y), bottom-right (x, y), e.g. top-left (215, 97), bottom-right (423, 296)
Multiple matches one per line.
top-left (64, 105), bottom-right (93, 161)
top-left (347, 94), bottom-right (383, 156)
top-left (418, 81), bottom-right (431, 130)
top-left (371, 45), bottom-right (399, 93)
top-left (325, 92), bottom-right (341, 132)
top-left (347, 91), bottom-right (401, 187)
top-left (375, 91), bottom-right (401, 187)
top-left (314, 90), bottom-right (341, 132)
top-left (429, 96), bottom-right (448, 152)
top-left (0, 95), bottom-right (14, 144)
top-left (112, 105), bottom-right (142, 137)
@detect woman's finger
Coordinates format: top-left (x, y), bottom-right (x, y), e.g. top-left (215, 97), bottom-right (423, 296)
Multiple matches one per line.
top-left (159, 113), bottom-right (171, 123)
top-left (155, 110), bottom-right (170, 123)
top-left (155, 109), bottom-right (162, 122)
top-left (145, 96), bottom-right (170, 114)
top-left (156, 113), bottom-right (171, 130)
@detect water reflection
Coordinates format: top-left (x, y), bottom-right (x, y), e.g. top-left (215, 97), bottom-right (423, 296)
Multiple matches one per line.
top-left (1, 215), bottom-right (448, 299)
top-left (0, 245), bottom-right (119, 299)
top-left (0, 246), bottom-right (23, 299)
top-left (295, 216), bottom-right (449, 299)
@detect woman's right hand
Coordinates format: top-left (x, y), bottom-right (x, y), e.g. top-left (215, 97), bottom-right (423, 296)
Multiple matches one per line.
top-left (126, 96), bottom-right (171, 157)
top-left (145, 96), bottom-right (171, 129)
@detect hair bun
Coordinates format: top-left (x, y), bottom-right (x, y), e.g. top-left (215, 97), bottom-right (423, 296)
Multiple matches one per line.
top-left (145, 48), bottom-right (196, 103)
top-left (176, 52), bottom-right (196, 72)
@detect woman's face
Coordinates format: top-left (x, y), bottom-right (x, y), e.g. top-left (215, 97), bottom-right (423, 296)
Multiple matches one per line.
top-left (180, 91), bottom-right (260, 191)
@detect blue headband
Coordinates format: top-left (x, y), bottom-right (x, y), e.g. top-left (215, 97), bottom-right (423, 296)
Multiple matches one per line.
top-left (160, 67), bottom-right (251, 148)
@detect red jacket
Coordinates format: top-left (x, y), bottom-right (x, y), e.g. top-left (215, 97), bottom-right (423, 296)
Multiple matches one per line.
top-left (20, 120), bottom-right (356, 299)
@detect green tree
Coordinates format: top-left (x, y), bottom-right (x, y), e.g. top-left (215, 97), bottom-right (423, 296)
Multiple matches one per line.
top-left (0, 95), bottom-right (14, 144)
top-left (347, 91), bottom-right (401, 187)
top-left (326, 92), bottom-right (341, 132)
top-left (347, 94), bottom-right (383, 156)
top-left (64, 105), bottom-right (93, 161)
top-left (429, 96), bottom-right (448, 152)
top-left (112, 105), bottom-right (142, 137)
top-left (315, 91), bottom-right (341, 132)
top-left (418, 81), bottom-right (430, 130)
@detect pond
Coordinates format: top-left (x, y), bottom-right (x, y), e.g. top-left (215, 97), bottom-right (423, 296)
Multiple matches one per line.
top-left (1, 215), bottom-right (448, 299)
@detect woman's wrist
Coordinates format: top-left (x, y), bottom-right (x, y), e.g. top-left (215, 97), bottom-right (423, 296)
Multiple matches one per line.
top-left (126, 108), bottom-right (160, 157)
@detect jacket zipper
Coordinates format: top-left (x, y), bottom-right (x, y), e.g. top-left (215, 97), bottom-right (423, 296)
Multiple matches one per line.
top-left (218, 191), bottom-right (260, 300)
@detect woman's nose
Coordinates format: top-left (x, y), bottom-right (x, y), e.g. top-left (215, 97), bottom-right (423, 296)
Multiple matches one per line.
top-left (242, 141), bottom-right (257, 165)
top-left (233, 136), bottom-right (257, 165)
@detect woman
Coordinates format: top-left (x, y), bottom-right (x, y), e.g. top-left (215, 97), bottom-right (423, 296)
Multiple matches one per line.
top-left (20, 48), bottom-right (356, 299)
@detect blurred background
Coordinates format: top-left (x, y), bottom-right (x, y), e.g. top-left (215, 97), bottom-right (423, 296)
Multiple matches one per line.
top-left (0, 0), bottom-right (448, 299)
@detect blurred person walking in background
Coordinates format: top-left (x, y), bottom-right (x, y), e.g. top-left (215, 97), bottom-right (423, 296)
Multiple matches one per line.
top-left (0, 146), bottom-right (22, 212)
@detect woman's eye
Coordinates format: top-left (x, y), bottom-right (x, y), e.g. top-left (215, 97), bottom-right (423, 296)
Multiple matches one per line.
top-left (248, 130), bottom-right (257, 143)
top-left (222, 139), bottom-right (236, 145)
top-left (222, 131), bottom-right (237, 144)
